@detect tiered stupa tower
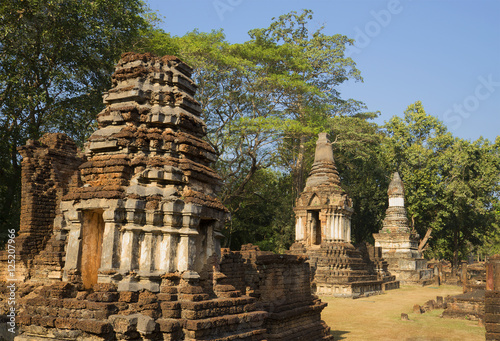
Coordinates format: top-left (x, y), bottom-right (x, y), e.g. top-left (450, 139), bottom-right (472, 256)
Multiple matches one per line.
top-left (373, 172), bottom-right (433, 283)
top-left (59, 53), bottom-right (229, 291)
top-left (381, 172), bottom-right (413, 234)
top-left (289, 133), bottom-right (397, 297)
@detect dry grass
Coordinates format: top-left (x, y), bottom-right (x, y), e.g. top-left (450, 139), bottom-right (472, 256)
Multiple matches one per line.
top-left (320, 285), bottom-right (485, 341)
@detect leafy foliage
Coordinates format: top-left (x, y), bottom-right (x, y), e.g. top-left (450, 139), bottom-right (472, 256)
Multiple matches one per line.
top-left (433, 136), bottom-right (500, 267)
top-left (224, 169), bottom-right (295, 252)
top-left (382, 101), bottom-right (453, 235)
top-left (0, 0), bottom-right (151, 238)
top-left (382, 102), bottom-right (500, 269)
top-left (331, 114), bottom-right (388, 243)
top-left (2, 5), bottom-right (499, 265)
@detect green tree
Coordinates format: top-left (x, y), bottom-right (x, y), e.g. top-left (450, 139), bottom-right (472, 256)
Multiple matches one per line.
top-left (0, 0), bottom-right (151, 238)
top-left (138, 11), bottom-right (383, 251)
top-left (244, 9), bottom-right (363, 197)
top-left (383, 102), bottom-right (500, 270)
top-left (435, 137), bottom-right (500, 269)
top-left (382, 101), bottom-right (453, 237)
top-left (477, 199), bottom-right (500, 258)
top-left (330, 113), bottom-right (388, 243)
top-left (225, 169), bottom-right (295, 252)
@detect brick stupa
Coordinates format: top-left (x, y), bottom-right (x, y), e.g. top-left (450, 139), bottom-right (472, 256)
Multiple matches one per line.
top-left (289, 133), bottom-right (398, 297)
top-left (59, 52), bottom-right (230, 292)
top-left (373, 172), bottom-right (433, 283)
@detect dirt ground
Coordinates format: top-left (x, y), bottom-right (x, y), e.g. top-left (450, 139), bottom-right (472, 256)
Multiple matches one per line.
top-left (320, 284), bottom-right (485, 341)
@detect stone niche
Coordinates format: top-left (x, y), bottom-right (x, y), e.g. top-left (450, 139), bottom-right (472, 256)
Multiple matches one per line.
top-left (57, 53), bottom-right (228, 292)
top-left (289, 133), bottom-right (398, 297)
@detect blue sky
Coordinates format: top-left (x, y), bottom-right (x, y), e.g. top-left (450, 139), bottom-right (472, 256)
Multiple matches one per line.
top-left (146, 0), bottom-right (500, 142)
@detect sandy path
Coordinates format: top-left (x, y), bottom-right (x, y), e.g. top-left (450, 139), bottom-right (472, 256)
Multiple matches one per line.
top-left (320, 285), bottom-right (485, 341)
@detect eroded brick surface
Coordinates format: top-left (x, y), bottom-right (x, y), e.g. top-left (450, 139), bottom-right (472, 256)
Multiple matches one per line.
top-left (0, 133), bottom-right (82, 282)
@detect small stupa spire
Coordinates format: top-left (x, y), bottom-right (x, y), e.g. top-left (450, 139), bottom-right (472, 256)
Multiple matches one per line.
top-left (304, 133), bottom-right (341, 190)
top-left (387, 172), bottom-right (405, 206)
top-left (313, 133), bottom-right (335, 163)
top-left (382, 171), bottom-right (410, 233)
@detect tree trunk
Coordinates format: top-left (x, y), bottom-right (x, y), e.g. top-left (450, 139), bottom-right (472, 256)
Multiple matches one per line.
top-left (293, 135), bottom-right (307, 198)
top-left (452, 228), bottom-right (459, 276)
top-left (223, 159), bottom-right (258, 205)
top-left (418, 228), bottom-right (432, 253)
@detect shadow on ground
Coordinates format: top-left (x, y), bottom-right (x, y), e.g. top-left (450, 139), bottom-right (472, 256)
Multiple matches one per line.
top-left (331, 330), bottom-right (349, 340)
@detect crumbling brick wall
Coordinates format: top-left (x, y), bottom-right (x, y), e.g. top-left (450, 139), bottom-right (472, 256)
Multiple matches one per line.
top-left (0, 133), bottom-right (82, 281)
top-left (14, 244), bottom-right (332, 341)
top-left (486, 255), bottom-right (500, 340)
top-left (220, 244), bottom-right (333, 341)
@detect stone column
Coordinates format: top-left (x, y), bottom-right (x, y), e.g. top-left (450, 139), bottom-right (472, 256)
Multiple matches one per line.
top-left (332, 214), bottom-right (337, 240)
top-left (296, 213), bottom-right (306, 241)
top-left (337, 213), bottom-right (342, 241)
top-left (485, 255), bottom-right (500, 340)
top-left (157, 233), bottom-right (174, 272)
top-left (307, 212), bottom-right (314, 245)
top-left (347, 217), bottom-right (352, 243)
top-left (325, 211), bottom-right (333, 241)
top-left (295, 216), bottom-right (301, 241)
top-left (206, 224), bottom-right (214, 259)
top-left (63, 210), bottom-right (82, 273)
top-left (100, 209), bottom-right (120, 271)
top-left (340, 215), bottom-right (343, 241)
top-left (338, 213), bottom-right (344, 241)
top-left (177, 234), bottom-right (191, 272)
top-left (487, 255), bottom-right (500, 291)
top-left (64, 228), bottom-right (81, 272)
top-left (119, 230), bottom-right (135, 271)
top-left (139, 232), bottom-right (153, 273)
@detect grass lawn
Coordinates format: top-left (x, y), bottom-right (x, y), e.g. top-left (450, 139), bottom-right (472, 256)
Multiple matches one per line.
top-left (320, 285), bottom-right (485, 341)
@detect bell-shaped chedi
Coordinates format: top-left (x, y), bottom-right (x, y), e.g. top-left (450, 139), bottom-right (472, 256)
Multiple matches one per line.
top-left (289, 133), bottom-right (398, 297)
top-left (59, 53), bottom-right (228, 291)
top-left (373, 171), bottom-right (434, 284)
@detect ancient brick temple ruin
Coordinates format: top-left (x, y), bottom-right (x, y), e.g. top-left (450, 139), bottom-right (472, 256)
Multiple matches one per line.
top-left (0, 53), bottom-right (333, 340)
top-left (373, 172), bottom-right (433, 284)
top-left (442, 261), bottom-right (486, 321)
top-left (485, 255), bottom-right (500, 341)
top-left (288, 133), bottom-right (399, 297)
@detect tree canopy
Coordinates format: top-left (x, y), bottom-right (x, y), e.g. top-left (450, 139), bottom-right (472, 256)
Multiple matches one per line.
top-left (0, 0), bottom-right (151, 239)
top-left (1, 6), bottom-right (499, 266)
top-left (382, 101), bottom-right (500, 269)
